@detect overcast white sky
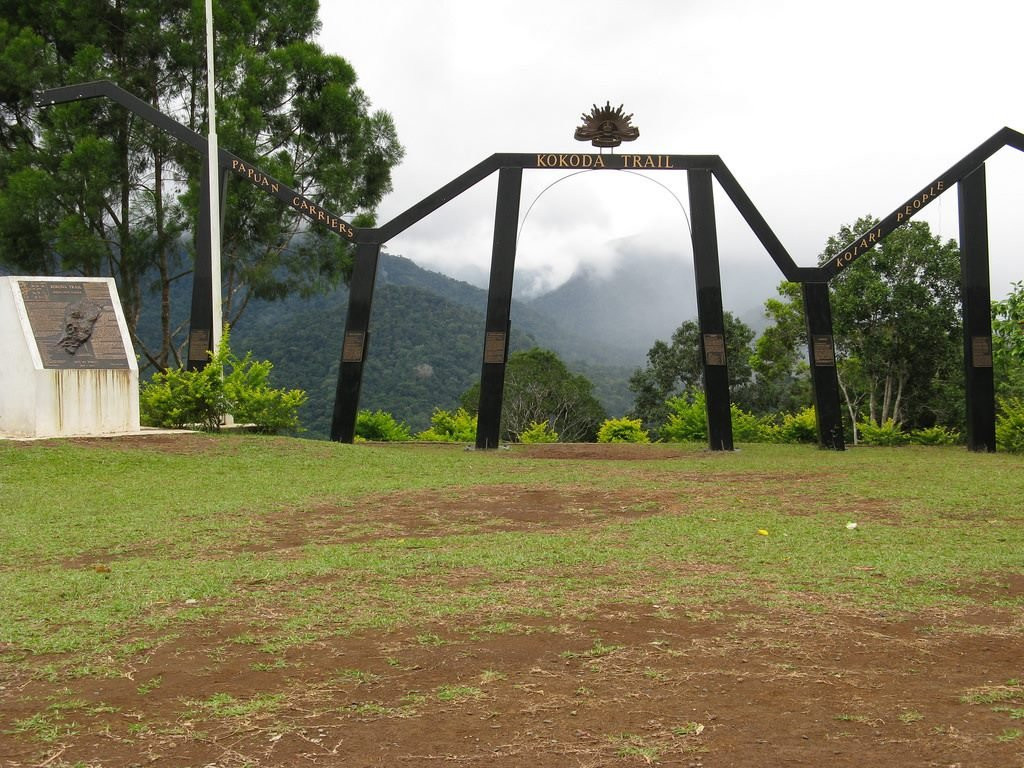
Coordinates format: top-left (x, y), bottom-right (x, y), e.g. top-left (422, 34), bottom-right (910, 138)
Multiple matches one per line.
top-left (318, 0), bottom-right (1024, 300)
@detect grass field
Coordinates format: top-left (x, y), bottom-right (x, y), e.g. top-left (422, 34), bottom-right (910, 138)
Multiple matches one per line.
top-left (1, 434), bottom-right (1022, 766)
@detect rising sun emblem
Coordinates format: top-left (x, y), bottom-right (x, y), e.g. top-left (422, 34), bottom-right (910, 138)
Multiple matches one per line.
top-left (574, 102), bottom-right (640, 148)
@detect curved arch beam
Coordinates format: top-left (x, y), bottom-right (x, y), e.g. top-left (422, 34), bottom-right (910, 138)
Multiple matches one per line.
top-left (820, 126), bottom-right (1024, 280)
top-left (37, 80), bottom-right (359, 242)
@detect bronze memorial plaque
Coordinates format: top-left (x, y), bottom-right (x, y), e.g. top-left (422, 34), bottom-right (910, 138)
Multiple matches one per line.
top-left (342, 331), bottom-right (366, 363)
top-left (484, 331), bottom-right (507, 364)
top-left (18, 280), bottom-right (130, 369)
top-left (702, 333), bottom-right (726, 366)
top-left (971, 335), bottom-right (993, 368)
top-left (812, 335), bottom-right (836, 366)
top-left (188, 328), bottom-right (210, 362)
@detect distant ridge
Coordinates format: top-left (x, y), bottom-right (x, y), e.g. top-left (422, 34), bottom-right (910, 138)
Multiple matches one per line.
top-left (137, 245), bottom-right (777, 438)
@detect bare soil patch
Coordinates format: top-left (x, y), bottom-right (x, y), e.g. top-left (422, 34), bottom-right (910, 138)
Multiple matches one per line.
top-left (4, 601), bottom-right (1022, 767)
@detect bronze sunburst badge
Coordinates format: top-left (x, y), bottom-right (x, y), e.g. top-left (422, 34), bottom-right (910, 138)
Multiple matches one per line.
top-left (574, 102), bottom-right (640, 148)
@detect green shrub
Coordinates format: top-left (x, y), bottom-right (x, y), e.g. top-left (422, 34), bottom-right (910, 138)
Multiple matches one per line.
top-left (660, 393), bottom-right (768, 444)
top-left (857, 419), bottom-right (910, 446)
top-left (659, 393), bottom-right (706, 442)
top-left (140, 360), bottom-right (227, 432)
top-left (909, 425), bottom-right (961, 446)
top-left (996, 397), bottom-right (1024, 453)
top-left (140, 328), bottom-right (305, 433)
top-left (416, 408), bottom-right (478, 442)
top-left (597, 417), bottom-right (650, 444)
top-left (762, 407), bottom-right (818, 444)
top-left (224, 351), bottom-right (306, 434)
top-left (355, 410), bottom-right (412, 441)
top-left (731, 404), bottom-right (769, 443)
top-left (518, 420), bottom-right (559, 444)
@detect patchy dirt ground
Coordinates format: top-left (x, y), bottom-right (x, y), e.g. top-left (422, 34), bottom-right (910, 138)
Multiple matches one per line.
top-left (3, 439), bottom-right (1023, 767)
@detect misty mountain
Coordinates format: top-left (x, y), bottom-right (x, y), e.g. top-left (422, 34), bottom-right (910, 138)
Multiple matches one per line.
top-left (225, 252), bottom-right (644, 436)
top-left (377, 253), bottom-right (639, 367)
top-left (522, 234), bottom-right (779, 366)
top-left (133, 243), bottom-right (778, 438)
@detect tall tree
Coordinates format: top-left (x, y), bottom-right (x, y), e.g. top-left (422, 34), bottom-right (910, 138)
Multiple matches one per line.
top-left (748, 280), bottom-right (812, 414)
top-left (825, 217), bottom-right (962, 431)
top-left (755, 217), bottom-right (963, 437)
top-left (992, 280), bottom-right (1024, 400)
top-left (0, 0), bottom-right (402, 370)
top-left (628, 312), bottom-right (756, 432)
top-left (461, 348), bottom-right (606, 443)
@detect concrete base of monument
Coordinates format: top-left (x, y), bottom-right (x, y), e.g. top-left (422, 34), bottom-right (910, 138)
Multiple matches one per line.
top-left (0, 425), bottom-right (192, 442)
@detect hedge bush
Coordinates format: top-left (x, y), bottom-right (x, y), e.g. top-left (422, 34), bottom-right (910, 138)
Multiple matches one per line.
top-left (140, 329), bottom-right (305, 433)
top-left (996, 397), bottom-right (1024, 453)
top-left (416, 408), bottom-right (478, 442)
top-left (355, 410), bottom-right (412, 441)
top-left (597, 417), bottom-right (650, 444)
top-left (518, 420), bottom-right (559, 443)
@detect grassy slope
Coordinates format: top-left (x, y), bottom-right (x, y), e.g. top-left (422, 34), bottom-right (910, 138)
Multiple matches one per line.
top-left (1, 437), bottom-right (1022, 668)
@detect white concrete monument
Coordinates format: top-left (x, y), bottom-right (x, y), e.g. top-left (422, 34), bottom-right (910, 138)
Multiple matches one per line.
top-left (0, 276), bottom-right (139, 438)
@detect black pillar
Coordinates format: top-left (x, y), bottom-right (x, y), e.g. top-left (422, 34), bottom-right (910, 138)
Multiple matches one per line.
top-left (686, 169), bottom-right (733, 451)
top-left (802, 282), bottom-right (845, 450)
top-left (187, 161), bottom-right (227, 370)
top-left (475, 168), bottom-right (522, 449)
top-left (958, 164), bottom-right (997, 452)
top-left (330, 242), bottom-right (382, 442)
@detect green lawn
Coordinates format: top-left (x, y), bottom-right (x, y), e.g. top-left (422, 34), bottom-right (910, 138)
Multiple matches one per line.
top-left (2, 435), bottom-right (1022, 667)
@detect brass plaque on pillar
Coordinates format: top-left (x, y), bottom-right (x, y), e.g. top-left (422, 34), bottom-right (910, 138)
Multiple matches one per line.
top-left (812, 335), bottom-right (836, 367)
top-left (18, 280), bottom-right (131, 369)
top-left (702, 333), bottom-right (726, 366)
top-left (342, 331), bottom-right (366, 363)
top-left (971, 336), bottom-right (993, 368)
top-left (484, 331), bottom-right (507, 364)
top-left (188, 329), bottom-right (210, 361)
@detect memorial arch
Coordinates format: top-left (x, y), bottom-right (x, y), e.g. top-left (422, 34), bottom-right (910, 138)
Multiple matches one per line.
top-left (37, 82), bottom-right (1024, 452)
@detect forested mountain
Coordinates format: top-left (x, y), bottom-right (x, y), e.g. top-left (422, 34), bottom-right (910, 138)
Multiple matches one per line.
top-left (230, 278), bottom-right (531, 437)
top-left (129, 246), bottom-right (774, 439)
top-left (223, 253), bottom-right (639, 437)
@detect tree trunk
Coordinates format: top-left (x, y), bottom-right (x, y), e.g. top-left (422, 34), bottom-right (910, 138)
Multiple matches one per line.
top-left (837, 367), bottom-right (859, 444)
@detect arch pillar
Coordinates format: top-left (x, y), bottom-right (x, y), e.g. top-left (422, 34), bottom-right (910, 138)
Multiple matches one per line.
top-left (330, 241), bottom-right (382, 442)
top-left (475, 168), bottom-right (523, 449)
top-left (958, 164), bottom-right (996, 452)
top-left (802, 282), bottom-right (845, 449)
top-left (687, 169), bottom-right (733, 451)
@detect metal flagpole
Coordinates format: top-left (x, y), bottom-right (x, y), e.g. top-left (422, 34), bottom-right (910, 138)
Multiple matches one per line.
top-left (204, 0), bottom-right (222, 354)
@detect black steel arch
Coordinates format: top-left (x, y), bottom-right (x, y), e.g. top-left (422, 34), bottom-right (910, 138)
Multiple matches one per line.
top-left (36, 82), bottom-right (1024, 451)
top-left (334, 151), bottom-right (807, 450)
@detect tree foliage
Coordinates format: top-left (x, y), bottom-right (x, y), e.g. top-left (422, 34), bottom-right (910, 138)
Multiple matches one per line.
top-left (0, 0), bottom-right (403, 370)
top-left (753, 218), bottom-right (964, 439)
top-left (461, 348), bottom-right (606, 443)
top-left (749, 281), bottom-right (812, 414)
top-left (628, 312), bottom-right (755, 431)
top-left (823, 217), bottom-right (962, 433)
top-left (992, 280), bottom-right (1024, 399)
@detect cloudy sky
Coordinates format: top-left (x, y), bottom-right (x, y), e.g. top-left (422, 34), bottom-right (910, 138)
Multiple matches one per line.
top-left (318, 0), bottom-right (1024, 301)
